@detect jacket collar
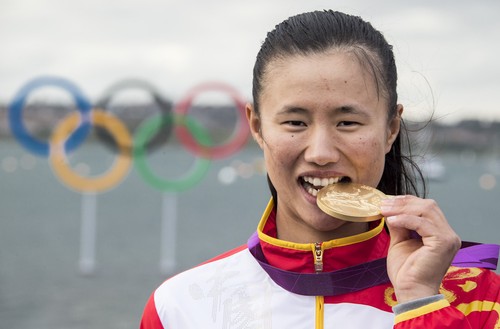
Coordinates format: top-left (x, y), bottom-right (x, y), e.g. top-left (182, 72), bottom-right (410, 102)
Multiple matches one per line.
top-left (256, 198), bottom-right (390, 273)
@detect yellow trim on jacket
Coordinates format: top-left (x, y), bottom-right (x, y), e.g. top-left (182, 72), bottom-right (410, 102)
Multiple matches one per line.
top-left (256, 198), bottom-right (385, 251)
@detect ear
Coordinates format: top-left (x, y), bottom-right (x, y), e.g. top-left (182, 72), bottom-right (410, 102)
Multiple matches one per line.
top-left (385, 104), bottom-right (403, 153)
top-left (246, 103), bottom-right (264, 149)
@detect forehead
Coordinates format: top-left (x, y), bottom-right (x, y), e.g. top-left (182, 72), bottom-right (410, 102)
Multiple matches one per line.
top-left (260, 50), bottom-right (386, 110)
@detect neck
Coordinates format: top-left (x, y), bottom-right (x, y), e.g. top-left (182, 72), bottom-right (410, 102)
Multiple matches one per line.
top-left (276, 214), bottom-right (370, 244)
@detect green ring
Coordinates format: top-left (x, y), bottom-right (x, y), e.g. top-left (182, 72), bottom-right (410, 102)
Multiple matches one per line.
top-left (134, 114), bottom-right (211, 192)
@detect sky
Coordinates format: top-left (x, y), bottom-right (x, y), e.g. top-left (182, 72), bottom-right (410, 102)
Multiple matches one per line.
top-left (1, 0), bottom-right (499, 123)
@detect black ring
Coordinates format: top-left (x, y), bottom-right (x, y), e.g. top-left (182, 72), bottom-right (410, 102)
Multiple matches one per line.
top-left (95, 78), bottom-right (173, 154)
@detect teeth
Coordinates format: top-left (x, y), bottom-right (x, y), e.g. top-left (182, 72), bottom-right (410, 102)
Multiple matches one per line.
top-left (307, 187), bottom-right (318, 197)
top-left (303, 176), bottom-right (341, 187)
top-left (302, 176), bottom-right (342, 197)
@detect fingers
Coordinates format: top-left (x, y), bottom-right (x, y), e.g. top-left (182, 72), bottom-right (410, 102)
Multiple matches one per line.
top-left (381, 195), bottom-right (462, 303)
top-left (382, 196), bottom-right (440, 233)
top-left (381, 195), bottom-right (461, 251)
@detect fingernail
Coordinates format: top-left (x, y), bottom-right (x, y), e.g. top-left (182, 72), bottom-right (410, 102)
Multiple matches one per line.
top-left (381, 195), bottom-right (405, 207)
top-left (380, 205), bottom-right (392, 212)
top-left (386, 216), bottom-right (396, 222)
top-left (380, 198), bottom-right (394, 212)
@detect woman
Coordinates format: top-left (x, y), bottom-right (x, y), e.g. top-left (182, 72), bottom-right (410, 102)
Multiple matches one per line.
top-left (140, 10), bottom-right (499, 328)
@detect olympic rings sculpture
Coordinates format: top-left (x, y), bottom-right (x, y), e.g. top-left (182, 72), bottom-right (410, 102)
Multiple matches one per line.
top-left (94, 78), bottom-right (173, 155)
top-left (9, 76), bottom-right (93, 157)
top-left (8, 76), bottom-right (250, 193)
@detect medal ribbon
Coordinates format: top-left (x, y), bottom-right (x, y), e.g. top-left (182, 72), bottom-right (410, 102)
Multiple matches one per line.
top-left (247, 232), bottom-right (499, 296)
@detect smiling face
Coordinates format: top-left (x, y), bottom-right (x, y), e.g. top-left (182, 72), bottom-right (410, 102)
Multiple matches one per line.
top-left (247, 50), bottom-right (402, 243)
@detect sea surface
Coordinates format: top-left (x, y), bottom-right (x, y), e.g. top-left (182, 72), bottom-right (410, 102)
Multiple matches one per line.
top-left (1, 139), bottom-right (499, 329)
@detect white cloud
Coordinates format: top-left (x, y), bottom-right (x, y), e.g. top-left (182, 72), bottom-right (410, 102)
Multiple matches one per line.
top-left (1, 0), bottom-right (499, 121)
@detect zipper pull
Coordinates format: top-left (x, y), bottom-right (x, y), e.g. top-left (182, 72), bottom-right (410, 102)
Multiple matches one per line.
top-left (314, 242), bottom-right (323, 273)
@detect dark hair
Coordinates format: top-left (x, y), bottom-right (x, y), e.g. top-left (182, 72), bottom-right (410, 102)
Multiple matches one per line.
top-left (252, 10), bottom-right (425, 201)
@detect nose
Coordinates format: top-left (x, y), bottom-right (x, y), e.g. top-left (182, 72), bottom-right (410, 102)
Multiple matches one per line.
top-left (304, 127), bottom-right (340, 166)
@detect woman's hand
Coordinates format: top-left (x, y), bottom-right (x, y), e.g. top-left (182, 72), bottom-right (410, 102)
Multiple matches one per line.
top-left (381, 195), bottom-right (462, 303)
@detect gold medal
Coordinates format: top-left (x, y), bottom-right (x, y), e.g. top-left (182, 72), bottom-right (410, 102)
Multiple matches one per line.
top-left (316, 183), bottom-right (387, 222)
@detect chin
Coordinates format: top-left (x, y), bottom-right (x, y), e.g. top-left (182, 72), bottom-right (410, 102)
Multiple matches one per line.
top-left (308, 211), bottom-right (345, 231)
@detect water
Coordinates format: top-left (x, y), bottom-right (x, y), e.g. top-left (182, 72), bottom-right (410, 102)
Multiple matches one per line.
top-left (0, 139), bottom-right (499, 329)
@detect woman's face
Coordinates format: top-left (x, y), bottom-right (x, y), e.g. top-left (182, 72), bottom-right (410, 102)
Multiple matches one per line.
top-left (246, 50), bottom-right (402, 243)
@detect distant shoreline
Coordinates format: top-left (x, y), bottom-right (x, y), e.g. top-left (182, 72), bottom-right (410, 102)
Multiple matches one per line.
top-left (1, 103), bottom-right (499, 154)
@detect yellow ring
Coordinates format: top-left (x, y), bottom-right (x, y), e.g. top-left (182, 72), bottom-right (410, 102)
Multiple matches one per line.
top-left (49, 110), bottom-right (132, 193)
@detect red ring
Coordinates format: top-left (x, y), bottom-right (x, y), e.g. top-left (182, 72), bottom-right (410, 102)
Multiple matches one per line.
top-left (173, 82), bottom-right (249, 159)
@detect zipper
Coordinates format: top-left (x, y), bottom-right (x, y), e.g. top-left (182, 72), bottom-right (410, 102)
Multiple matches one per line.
top-left (314, 242), bottom-right (323, 273)
top-left (315, 296), bottom-right (324, 329)
top-left (313, 243), bottom-right (324, 329)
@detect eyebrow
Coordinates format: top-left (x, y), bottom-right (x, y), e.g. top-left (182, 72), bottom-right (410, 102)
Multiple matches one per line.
top-left (276, 105), bottom-right (370, 118)
top-left (276, 106), bottom-right (309, 116)
top-left (335, 105), bottom-right (370, 118)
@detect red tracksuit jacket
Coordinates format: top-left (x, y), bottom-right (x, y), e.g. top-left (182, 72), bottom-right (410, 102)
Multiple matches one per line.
top-left (140, 200), bottom-right (500, 328)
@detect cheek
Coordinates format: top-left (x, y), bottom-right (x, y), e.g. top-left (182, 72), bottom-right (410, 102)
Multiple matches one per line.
top-left (351, 134), bottom-right (386, 167)
top-left (262, 133), bottom-right (298, 166)
top-left (347, 135), bottom-right (386, 186)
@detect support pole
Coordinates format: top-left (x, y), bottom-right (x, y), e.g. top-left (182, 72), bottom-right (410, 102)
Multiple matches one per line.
top-left (79, 192), bottom-right (97, 275)
top-left (159, 192), bottom-right (177, 274)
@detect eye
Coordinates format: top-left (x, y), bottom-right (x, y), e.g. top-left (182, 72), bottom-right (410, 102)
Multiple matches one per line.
top-left (283, 120), bottom-right (306, 127)
top-left (337, 121), bottom-right (360, 127)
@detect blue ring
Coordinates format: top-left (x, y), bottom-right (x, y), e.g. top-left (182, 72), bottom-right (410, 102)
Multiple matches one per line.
top-left (8, 76), bottom-right (92, 157)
